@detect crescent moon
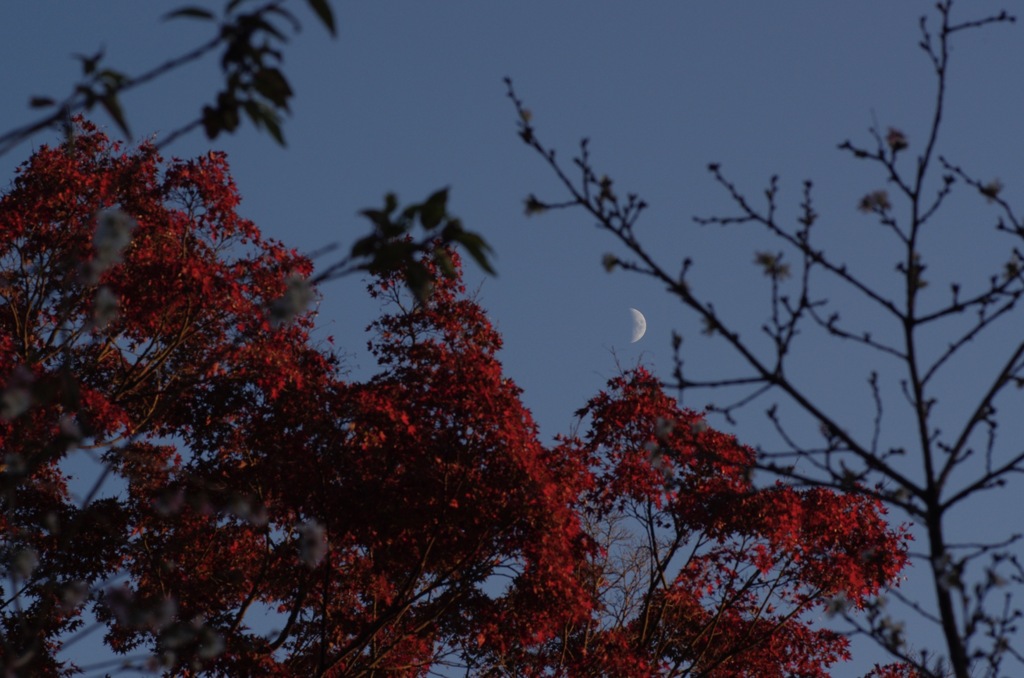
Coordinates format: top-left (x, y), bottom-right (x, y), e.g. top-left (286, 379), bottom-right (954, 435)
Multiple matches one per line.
top-left (629, 308), bottom-right (647, 343)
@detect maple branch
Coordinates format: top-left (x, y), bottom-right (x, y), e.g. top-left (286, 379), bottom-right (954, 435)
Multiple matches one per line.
top-left (506, 79), bottom-right (923, 502)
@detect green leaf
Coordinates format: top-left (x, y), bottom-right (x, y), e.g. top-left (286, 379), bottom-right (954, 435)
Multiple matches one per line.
top-left (404, 261), bottom-right (433, 303)
top-left (241, 100), bottom-right (285, 143)
top-left (202, 105), bottom-right (223, 139)
top-left (263, 115), bottom-right (286, 145)
top-left (305, 0), bottom-right (337, 36)
top-left (350, 234), bottom-right (378, 258)
top-left (456, 231), bottom-right (496, 275)
top-left (163, 7), bottom-right (216, 21)
top-left (359, 209), bottom-right (389, 231)
top-left (253, 68), bottom-right (293, 108)
top-left (248, 15), bottom-right (287, 43)
top-left (419, 187), bottom-right (449, 230)
top-left (369, 240), bottom-right (415, 275)
top-left (99, 94), bottom-right (131, 139)
top-left (76, 49), bottom-right (104, 76)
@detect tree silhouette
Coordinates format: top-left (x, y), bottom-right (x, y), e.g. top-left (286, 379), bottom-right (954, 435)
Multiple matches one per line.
top-left (509, 1), bottom-right (1022, 675)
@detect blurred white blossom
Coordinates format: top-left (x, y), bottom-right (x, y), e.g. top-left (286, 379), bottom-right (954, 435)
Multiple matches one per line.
top-left (3, 453), bottom-right (26, 475)
top-left (43, 511), bottom-right (60, 534)
top-left (1, 366), bottom-right (35, 420)
top-left (105, 584), bottom-right (137, 626)
top-left (59, 414), bottom-right (83, 447)
top-left (59, 580), bottom-right (89, 613)
top-left (268, 275), bottom-right (314, 327)
top-left (824, 594), bottom-right (851, 618)
top-left (85, 208), bottom-right (136, 283)
top-left (197, 625), bottom-right (225, 659)
top-left (12, 547), bottom-right (39, 578)
top-left (94, 209), bottom-right (135, 264)
top-left (1, 386), bottom-right (32, 420)
top-left (154, 488), bottom-right (185, 517)
top-left (298, 519), bottom-right (328, 567)
top-left (92, 286), bottom-right (120, 330)
top-left (655, 416), bottom-right (674, 441)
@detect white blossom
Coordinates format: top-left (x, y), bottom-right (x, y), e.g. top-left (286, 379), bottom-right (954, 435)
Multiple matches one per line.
top-left (84, 208), bottom-right (136, 283)
top-left (655, 416), bottom-right (674, 441)
top-left (59, 580), bottom-right (89, 613)
top-left (12, 547), bottom-right (39, 578)
top-left (3, 453), bottom-right (26, 474)
top-left (197, 626), bottom-right (225, 659)
top-left (298, 519), bottom-right (328, 567)
top-left (59, 414), bottom-right (83, 447)
top-left (94, 209), bottom-right (135, 266)
top-left (824, 594), bottom-right (851, 618)
top-left (0, 366), bottom-right (34, 420)
top-left (0, 386), bottom-right (32, 420)
top-left (92, 286), bottom-right (119, 330)
top-left (268, 275), bottom-right (314, 327)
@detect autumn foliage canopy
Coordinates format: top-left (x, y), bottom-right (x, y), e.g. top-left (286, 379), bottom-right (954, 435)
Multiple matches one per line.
top-left (0, 124), bottom-right (908, 676)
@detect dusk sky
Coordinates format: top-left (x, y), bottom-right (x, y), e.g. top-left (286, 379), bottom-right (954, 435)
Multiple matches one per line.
top-left (4, 2), bottom-right (1024, 674)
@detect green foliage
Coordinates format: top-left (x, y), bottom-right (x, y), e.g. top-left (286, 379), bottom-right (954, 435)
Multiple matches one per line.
top-left (346, 189), bottom-right (495, 302)
top-left (1, 0), bottom-right (338, 156)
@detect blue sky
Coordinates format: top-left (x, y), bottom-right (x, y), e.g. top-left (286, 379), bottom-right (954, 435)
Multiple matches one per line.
top-left (4, 1), bottom-right (1024, 674)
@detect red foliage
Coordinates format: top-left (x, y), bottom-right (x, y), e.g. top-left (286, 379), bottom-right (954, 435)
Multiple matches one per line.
top-left (0, 122), bottom-right (907, 676)
top-left (469, 369), bottom-right (909, 677)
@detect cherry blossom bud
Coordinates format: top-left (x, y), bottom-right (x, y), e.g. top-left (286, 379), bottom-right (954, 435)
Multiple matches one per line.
top-left (980, 179), bottom-right (1004, 202)
top-left (858, 190), bottom-right (891, 213)
top-left (886, 128), bottom-right (908, 152)
top-left (523, 194), bottom-right (547, 215)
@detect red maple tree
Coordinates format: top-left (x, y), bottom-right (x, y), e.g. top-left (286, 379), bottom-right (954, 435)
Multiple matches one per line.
top-left (469, 368), bottom-right (909, 676)
top-left (0, 123), bottom-right (908, 676)
top-left (0, 119), bottom-right (321, 674)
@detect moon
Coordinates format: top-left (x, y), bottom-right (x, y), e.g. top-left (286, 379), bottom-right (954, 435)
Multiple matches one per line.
top-left (629, 308), bottom-right (647, 343)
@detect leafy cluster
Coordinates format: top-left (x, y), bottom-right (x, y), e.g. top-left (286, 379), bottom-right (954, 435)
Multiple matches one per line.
top-left (0, 0), bottom-right (338, 157)
top-left (478, 368), bottom-right (907, 676)
top-left (0, 125), bottom-right (907, 675)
